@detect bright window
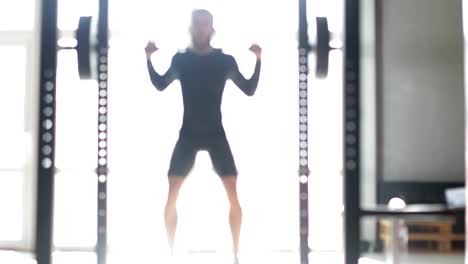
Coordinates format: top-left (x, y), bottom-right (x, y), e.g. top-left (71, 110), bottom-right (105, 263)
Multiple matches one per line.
top-left (0, 45), bottom-right (29, 243)
top-left (0, 172), bottom-right (24, 241)
top-left (0, 46), bottom-right (27, 169)
top-left (52, 0), bottom-right (344, 254)
top-left (0, 1), bottom-right (35, 31)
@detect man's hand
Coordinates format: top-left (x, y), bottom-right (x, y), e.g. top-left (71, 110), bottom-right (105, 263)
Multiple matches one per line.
top-left (145, 41), bottom-right (159, 59)
top-left (249, 44), bottom-right (262, 60)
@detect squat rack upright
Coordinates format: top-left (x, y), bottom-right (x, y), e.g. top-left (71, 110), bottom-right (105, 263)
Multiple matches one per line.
top-left (34, 0), bottom-right (357, 264)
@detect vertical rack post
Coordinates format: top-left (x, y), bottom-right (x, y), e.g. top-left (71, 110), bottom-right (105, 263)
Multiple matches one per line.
top-left (35, 0), bottom-right (58, 263)
top-left (343, 0), bottom-right (361, 263)
top-left (96, 0), bottom-right (109, 263)
top-left (298, 0), bottom-right (310, 263)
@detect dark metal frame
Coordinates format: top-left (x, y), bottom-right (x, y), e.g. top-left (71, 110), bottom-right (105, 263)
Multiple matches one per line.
top-left (298, 0), bottom-right (310, 263)
top-left (343, 0), bottom-right (361, 263)
top-left (32, 0), bottom-right (333, 264)
top-left (96, 0), bottom-right (109, 263)
top-left (35, 0), bottom-right (58, 263)
top-left (34, 0), bottom-right (316, 263)
top-left (375, 0), bottom-right (384, 198)
top-left (35, 0), bottom-right (110, 263)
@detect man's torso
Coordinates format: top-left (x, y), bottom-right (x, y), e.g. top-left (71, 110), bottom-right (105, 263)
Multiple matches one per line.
top-left (172, 49), bottom-right (235, 136)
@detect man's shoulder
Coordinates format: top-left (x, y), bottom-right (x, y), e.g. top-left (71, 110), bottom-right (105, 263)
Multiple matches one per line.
top-left (216, 50), bottom-right (236, 64)
top-left (176, 48), bottom-right (228, 55)
top-left (173, 49), bottom-right (188, 59)
top-left (216, 49), bottom-right (233, 58)
top-left (170, 50), bottom-right (190, 65)
top-left (171, 48), bottom-right (236, 66)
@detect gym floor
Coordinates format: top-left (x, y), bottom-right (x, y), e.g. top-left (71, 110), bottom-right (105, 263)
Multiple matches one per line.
top-left (0, 251), bottom-right (464, 264)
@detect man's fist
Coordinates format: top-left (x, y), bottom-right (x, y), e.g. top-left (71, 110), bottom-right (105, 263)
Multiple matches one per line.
top-left (249, 44), bottom-right (262, 60)
top-left (145, 41), bottom-right (159, 58)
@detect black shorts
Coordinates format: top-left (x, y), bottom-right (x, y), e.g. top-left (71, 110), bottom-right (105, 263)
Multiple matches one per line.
top-left (167, 134), bottom-right (238, 177)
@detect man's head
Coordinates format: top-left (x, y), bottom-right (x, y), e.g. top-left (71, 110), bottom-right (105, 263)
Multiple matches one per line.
top-left (190, 9), bottom-right (214, 48)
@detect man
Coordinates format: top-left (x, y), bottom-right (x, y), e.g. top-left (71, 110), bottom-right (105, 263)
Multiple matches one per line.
top-left (145, 9), bottom-right (261, 264)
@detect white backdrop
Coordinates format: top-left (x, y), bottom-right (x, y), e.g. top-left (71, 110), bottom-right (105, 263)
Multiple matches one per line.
top-left (51, 0), bottom-right (344, 256)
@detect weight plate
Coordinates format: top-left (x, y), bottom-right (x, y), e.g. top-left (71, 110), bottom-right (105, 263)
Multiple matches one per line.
top-left (316, 17), bottom-right (330, 78)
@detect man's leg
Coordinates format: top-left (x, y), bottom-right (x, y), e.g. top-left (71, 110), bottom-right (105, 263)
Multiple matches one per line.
top-left (165, 136), bottom-right (196, 255)
top-left (165, 176), bottom-right (186, 256)
top-left (220, 175), bottom-right (242, 257)
top-left (208, 135), bottom-right (241, 261)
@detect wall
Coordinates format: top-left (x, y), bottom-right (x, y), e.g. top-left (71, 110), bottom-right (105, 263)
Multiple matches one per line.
top-left (379, 0), bottom-right (465, 182)
top-left (359, 0), bottom-right (465, 246)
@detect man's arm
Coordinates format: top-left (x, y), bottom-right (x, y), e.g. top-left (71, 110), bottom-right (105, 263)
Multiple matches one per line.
top-left (147, 59), bottom-right (177, 91)
top-left (145, 41), bottom-right (178, 91)
top-left (229, 58), bottom-right (261, 96)
top-left (229, 43), bottom-right (262, 96)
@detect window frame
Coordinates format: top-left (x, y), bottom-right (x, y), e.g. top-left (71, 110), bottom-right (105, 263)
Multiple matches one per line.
top-left (0, 0), bottom-right (42, 250)
top-left (0, 35), bottom-right (39, 252)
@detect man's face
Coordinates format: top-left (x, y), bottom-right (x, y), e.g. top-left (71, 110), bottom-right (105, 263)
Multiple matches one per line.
top-left (190, 13), bottom-right (214, 47)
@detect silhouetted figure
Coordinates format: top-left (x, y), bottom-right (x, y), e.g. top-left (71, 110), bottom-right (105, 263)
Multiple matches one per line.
top-left (145, 9), bottom-right (261, 264)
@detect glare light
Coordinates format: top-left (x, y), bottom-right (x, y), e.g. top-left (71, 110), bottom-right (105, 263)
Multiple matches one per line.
top-left (58, 37), bottom-right (78, 48)
top-left (359, 257), bottom-right (385, 264)
top-left (329, 39), bottom-right (343, 49)
top-left (388, 197), bottom-right (406, 210)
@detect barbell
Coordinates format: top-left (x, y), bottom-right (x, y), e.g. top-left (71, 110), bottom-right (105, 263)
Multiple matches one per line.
top-left (71, 16), bottom-right (338, 80)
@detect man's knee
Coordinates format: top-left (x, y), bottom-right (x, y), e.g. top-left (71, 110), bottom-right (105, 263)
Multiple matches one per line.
top-left (230, 200), bottom-right (242, 211)
top-left (166, 189), bottom-right (179, 205)
top-left (167, 176), bottom-right (185, 194)
top-left (221, 175), bottom-right (238, 188)
top-left (166, 190), bottom-right (180, 208)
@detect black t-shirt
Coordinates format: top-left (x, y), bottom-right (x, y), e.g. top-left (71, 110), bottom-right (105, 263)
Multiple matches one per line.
top-left (147, 48), bottom-right (261, 136)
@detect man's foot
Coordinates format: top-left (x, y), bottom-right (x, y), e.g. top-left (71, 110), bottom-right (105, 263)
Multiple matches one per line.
top-left (233, 255), bottom-right (239, 264)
